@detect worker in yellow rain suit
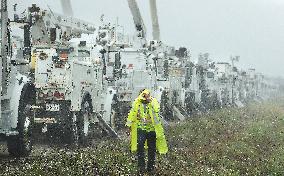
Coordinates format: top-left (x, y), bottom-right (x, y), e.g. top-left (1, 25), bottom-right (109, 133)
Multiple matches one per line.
top-left (126, 89), bottom-right (168, 173)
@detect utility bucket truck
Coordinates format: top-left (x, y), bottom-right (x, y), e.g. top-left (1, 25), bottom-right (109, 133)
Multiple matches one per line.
top-left (0, 2), bottom-right (117, 157)
top-left (0, 0), bottom-right (36, 156)
top-left (25, 5), bottom-right (118, 144)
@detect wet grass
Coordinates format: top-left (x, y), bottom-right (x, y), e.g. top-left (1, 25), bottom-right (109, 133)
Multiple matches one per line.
top-left (1, 100), bottom-right (284, 175)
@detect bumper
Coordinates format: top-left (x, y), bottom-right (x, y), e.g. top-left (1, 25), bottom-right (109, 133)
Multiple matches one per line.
top-left (0, 129), bottom-right (19, 136)
top-left (33, 100), bottom-right (71, 124)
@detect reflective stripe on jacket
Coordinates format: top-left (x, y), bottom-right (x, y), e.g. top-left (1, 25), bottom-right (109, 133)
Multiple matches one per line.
top-left (126, 95), bottom-right (168, 154)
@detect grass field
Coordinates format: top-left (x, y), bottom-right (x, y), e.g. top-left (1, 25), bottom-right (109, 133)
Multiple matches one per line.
top-left (1, 100), bottom-right (284, 175)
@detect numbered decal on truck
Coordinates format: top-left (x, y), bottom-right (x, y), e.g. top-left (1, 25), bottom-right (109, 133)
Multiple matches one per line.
top-left (46, 104), bottom-right (60, 111)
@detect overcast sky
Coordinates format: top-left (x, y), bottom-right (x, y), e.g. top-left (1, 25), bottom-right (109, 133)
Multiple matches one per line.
top-left (10, 0), bottom-right (284, 77)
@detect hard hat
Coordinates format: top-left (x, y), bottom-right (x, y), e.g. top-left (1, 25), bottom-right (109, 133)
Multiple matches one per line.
top-left (141, 89), bottom-right (150, 95)
top-left (139, 89), bottom-right (151, 101)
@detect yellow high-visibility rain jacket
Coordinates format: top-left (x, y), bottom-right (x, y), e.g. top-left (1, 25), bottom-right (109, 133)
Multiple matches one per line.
top-left (126, 93), bottom-right (168, 154)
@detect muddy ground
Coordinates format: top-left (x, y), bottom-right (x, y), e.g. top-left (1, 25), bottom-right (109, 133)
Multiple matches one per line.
top-left (1, 100), bottom-right (284, 175)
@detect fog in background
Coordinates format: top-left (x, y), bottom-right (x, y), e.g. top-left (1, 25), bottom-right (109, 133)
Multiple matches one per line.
top-left (9, 0), bottom-right (284, 78)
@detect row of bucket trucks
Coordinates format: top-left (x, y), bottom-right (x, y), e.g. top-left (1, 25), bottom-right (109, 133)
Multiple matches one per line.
top-left (104, 0), bottom-right (280, 124)
top-left (0, 0), bottom-right (279, 157)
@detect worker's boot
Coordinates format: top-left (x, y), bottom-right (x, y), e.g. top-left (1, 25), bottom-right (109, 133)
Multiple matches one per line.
top-left (137, 167), bottom-right (146, 175)
top-left (147, 166), bottom-right (156, 175)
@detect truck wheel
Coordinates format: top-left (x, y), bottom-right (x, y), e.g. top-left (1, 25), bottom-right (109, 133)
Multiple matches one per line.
top-left (77, 100), bottom-right (91, 145)
top-left (161, 90), bottom-right (173, 120)
top-left (7, 91), bottom-right (35, 156)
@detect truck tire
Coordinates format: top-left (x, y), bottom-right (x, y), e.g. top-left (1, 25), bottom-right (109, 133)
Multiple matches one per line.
top-left (160, 90), bottom-right (173, 120)
top-left (7, 89), bottom-right (35, 156)
top-left (77, 99), bottom-right (92, 145)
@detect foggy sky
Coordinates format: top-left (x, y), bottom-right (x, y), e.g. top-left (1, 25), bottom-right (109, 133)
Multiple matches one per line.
top-left (9, 0), bottom-right (284, 77)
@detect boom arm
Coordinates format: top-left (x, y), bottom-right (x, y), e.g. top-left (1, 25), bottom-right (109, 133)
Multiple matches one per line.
top-left (127, 0), bottom-right (147, 40)
top-left (60, 0), bottom-right (74, 17)
top-left (26, 4), bottom-right (95, 45)
top-left (149, 0), bottom-right (160, 41)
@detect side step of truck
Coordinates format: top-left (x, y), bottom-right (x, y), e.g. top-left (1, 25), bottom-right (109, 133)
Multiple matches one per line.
top-left (178, 107), bottom-right (190, 118)
top-left (97, 113), bottom-right (119, 138)
top-left (234, 100), bottom-right (244, 108)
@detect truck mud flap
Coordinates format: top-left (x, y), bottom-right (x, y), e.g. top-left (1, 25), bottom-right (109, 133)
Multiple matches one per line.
top-left (173, 106), bottom-right (186, 121)
top-left (97, 114), bottom-right (119, 138)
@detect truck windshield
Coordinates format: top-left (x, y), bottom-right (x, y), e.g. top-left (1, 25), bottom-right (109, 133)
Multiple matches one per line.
top-left (78, 50), bottom-right (90, 57)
